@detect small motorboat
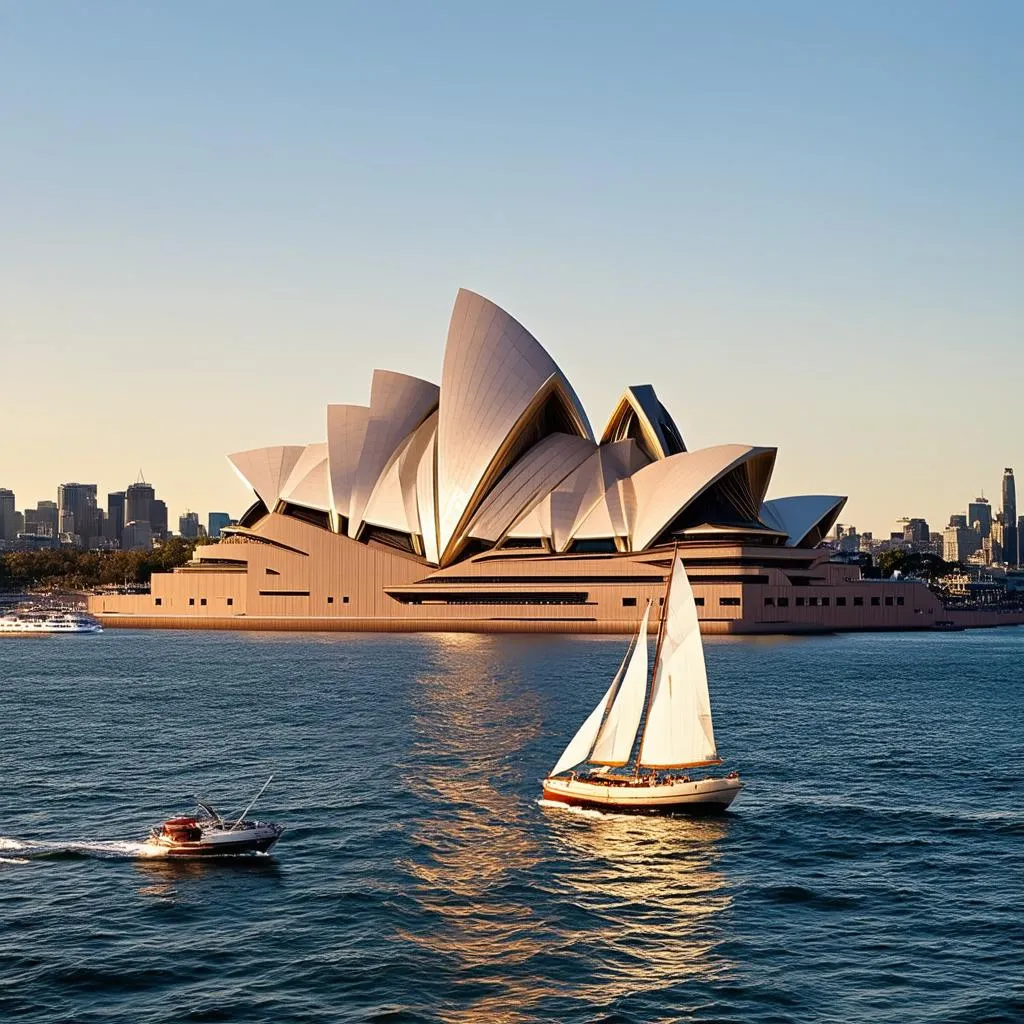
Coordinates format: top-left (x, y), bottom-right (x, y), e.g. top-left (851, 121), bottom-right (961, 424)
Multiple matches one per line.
top-left (139, 776), bottom-right (283, 858)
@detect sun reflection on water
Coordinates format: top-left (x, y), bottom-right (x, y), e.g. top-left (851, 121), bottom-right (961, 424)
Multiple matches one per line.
top-left (397, 634), bottom-right (734, 1020)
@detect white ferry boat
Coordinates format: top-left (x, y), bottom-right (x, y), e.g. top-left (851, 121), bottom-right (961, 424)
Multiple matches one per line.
top-left (0, 610), bottom-right (103, 635)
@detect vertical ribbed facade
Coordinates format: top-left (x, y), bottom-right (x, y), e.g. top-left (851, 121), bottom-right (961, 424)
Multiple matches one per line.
top-left (1002, 468), bottom-right (1018, 566)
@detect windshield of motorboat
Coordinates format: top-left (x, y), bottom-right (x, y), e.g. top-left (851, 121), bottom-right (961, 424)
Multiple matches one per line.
top-left (196, 799), bottom-right (222, 822)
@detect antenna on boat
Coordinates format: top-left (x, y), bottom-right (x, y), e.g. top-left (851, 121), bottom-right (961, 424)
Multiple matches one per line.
top-left (228, 774), bottom-right (274, 831)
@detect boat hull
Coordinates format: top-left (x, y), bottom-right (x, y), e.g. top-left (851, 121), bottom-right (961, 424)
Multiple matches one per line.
top-left (139, 825), bottom-right (283, 859)
top-left (542, 775), bottom-right (742, 815)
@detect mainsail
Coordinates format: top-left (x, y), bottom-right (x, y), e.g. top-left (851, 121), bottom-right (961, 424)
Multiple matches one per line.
top-left (589, 600), bottom-right (652, 766)
top-left (638, 557), bottom-right (718, 769)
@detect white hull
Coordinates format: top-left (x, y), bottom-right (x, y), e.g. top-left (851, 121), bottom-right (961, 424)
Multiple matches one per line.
top-left (139, 822), bottom-right (283, 858)
top-left (542, 774), bottom-right (742, 813)
top-left (0, 617), bottom-right (102, 635)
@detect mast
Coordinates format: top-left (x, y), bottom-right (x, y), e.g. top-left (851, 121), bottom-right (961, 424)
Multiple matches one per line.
top-left (634, 542), bottom-right (678, 776)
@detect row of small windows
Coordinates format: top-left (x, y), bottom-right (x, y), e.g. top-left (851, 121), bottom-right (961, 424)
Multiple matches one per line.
top-left (764, 595), bottom-right (906, 608)
top-left (622, 596), bottom-right (722, 608)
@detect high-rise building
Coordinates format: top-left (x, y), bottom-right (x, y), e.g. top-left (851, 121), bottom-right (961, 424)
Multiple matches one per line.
top-left (967, 497), bottom-right (992, 538)
top-left (125, 480), bottom-right (155, 526)
top-left (57, 483), bottom-right (98, 546)
top-left (25, 500), bottom-right (59, 537)
top-left (898, 517), bottom-right (930, 548)
top-left (0, 488), bottom-right (16, 541)
top-left (208, 512), bottom-right (231, 538)
top-left (151, 499), bottom-right (168, 539)
top-left (1003, 468), bottom-right (1018, 567)
top-left (178, 511), bottom-right (200, 539)
top-left (944, 515), bottom-right (980, 564)
top-left (107, 491), bottom-right (126, 544)
top-left (122, 520), bottom-right (153, 552)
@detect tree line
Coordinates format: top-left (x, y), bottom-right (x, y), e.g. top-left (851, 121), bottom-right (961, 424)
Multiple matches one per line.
top-left (0, 537), bottom-right (202, 590)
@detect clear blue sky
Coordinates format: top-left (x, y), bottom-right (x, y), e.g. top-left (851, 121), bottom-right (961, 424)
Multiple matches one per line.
top-left (2, 1), bottom-right (1021, 534)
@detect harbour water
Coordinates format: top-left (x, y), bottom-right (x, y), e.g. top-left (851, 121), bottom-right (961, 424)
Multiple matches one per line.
top-left (1, 628), bottom-right (1022, 1023)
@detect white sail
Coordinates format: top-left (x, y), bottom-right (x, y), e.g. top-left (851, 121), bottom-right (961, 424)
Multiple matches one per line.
top-left (589, 601), bottom-right (652, 766)
top-left (638, 557), bottom-right (718, 769)
top-left (549, 678), bottom-right (619, 777)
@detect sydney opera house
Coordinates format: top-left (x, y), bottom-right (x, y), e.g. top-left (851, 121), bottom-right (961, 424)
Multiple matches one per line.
top-left (91, 289), bottom-right (965, 633)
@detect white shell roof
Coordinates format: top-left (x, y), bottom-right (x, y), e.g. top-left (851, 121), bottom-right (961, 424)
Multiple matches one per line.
top-left (628, 444), bottom-right (777, 551)
top-left (466, 433), bottom-right (596, 544)
top-left (227, 289), bottom-right (842, 561)
top-left (601, 385), bottom-right (686, 460)
top-left (435, 289), bottom-right (592, 565)
top-left (348, 370), bottom-right (438, 537)
top-left (761, 495), bottom-right (847, 547)
top-left (228, 445), bottom-right (306, 512)
top-left (279, 442), bottom-right (330, 511)
top-left (326, 404), bottom-right (370, 524)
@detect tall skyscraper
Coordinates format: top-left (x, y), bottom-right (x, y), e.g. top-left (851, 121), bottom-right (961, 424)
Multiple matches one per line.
top-left (1002, 468), bottom-right (1017, 566)
top-left (57, 483), bottom-right (98, 546)
top-left (151, 499), bottom-right (168, 539)
top-left (107, 491), bottom-right (126, 544)
top-left (0, 488), bottom-right (16, 541)
top-left (967, 497), bottom-right (992, 538)
top-left (125, 480), bottom-right (155, 526)
top-left (208, 512), bottom-right (231, 538)
top-left (178, 511), bottom-right (200, 539)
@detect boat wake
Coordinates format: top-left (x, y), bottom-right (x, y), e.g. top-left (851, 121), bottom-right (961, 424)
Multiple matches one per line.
top-left (536, 798), bottom-right (606, 818)
top-left (0, 835), bottom-right (148, 862)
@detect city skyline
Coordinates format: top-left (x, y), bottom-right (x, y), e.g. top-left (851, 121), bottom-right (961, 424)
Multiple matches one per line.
top-left (3, 4), bottom-right (1022, 534)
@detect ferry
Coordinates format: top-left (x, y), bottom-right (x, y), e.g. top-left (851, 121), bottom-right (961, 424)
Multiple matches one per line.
top-left (0, 610), bottom-right (103, 635)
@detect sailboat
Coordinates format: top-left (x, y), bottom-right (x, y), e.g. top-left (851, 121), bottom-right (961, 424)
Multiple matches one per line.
top-left (542, 554), bottom-right (742, 813)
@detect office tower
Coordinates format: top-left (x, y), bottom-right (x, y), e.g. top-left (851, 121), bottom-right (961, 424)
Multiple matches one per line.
top-left (0, 488), bottom-right (15, 541)
top-left (57, 483), bottom-right (98, 546)
top-left (25, 500), bottom-right (59, 537)
top-left (898, 517), bottom-right (930, 547)
top-left (944, 520), bottom-right (980, 564)
top-left (107, 491), bottom-right (126, 543)
top-left (150, 499), bottom-right (168, 539)
top-left (967, 497), bottom-right (991, 538)
top-left (208, 512), bottom-right (231, 538)
top-left (125, 480), bottom-right (155, 526)
top-left (179, 511), bottom-right (200, 539)
top-left (122, 521), bottom-right (153, 552)
top-left (1003, 468), bottom-right (1017, 566)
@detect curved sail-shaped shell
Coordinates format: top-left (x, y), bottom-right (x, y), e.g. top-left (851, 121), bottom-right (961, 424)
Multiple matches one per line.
top-left (600, 385), bottom-right (686, 461)
top-left (436, 289), bottom-right (592, 566)
top-left (279, 443), bottom-right (330, 511)
top-left (228, 446), bottom-right (306, 511)
top-left (466, 433), bottom-right (595, 544)
top-left (550, 440), bottom-right (650, 550)
top-left (629, 445), bottom-right (777, 551)
top-left (761, 495), bottom-right (847, 548)
top-left (348, 370), bottom-right (439, 537)
top-left (327, 404), bottom-right (370, 527)
top-left (413, 416), bottom-right (439, 564)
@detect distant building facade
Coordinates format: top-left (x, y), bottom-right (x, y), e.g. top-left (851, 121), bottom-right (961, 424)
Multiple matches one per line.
top-left (122, 520), bottom-right (154, 552)
top-left (106, 491), bottom-right (126, 544)
top-left (179, 511), bottom-right (201, 539)
top-left (0, 488), bottom-right (16, 542)
top-left (208, 512), bottom-right (232, 538)
top-left (1003, 468), bottom-right (1018, 567)
top-left (57, 482), bottom-right (98, 547)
